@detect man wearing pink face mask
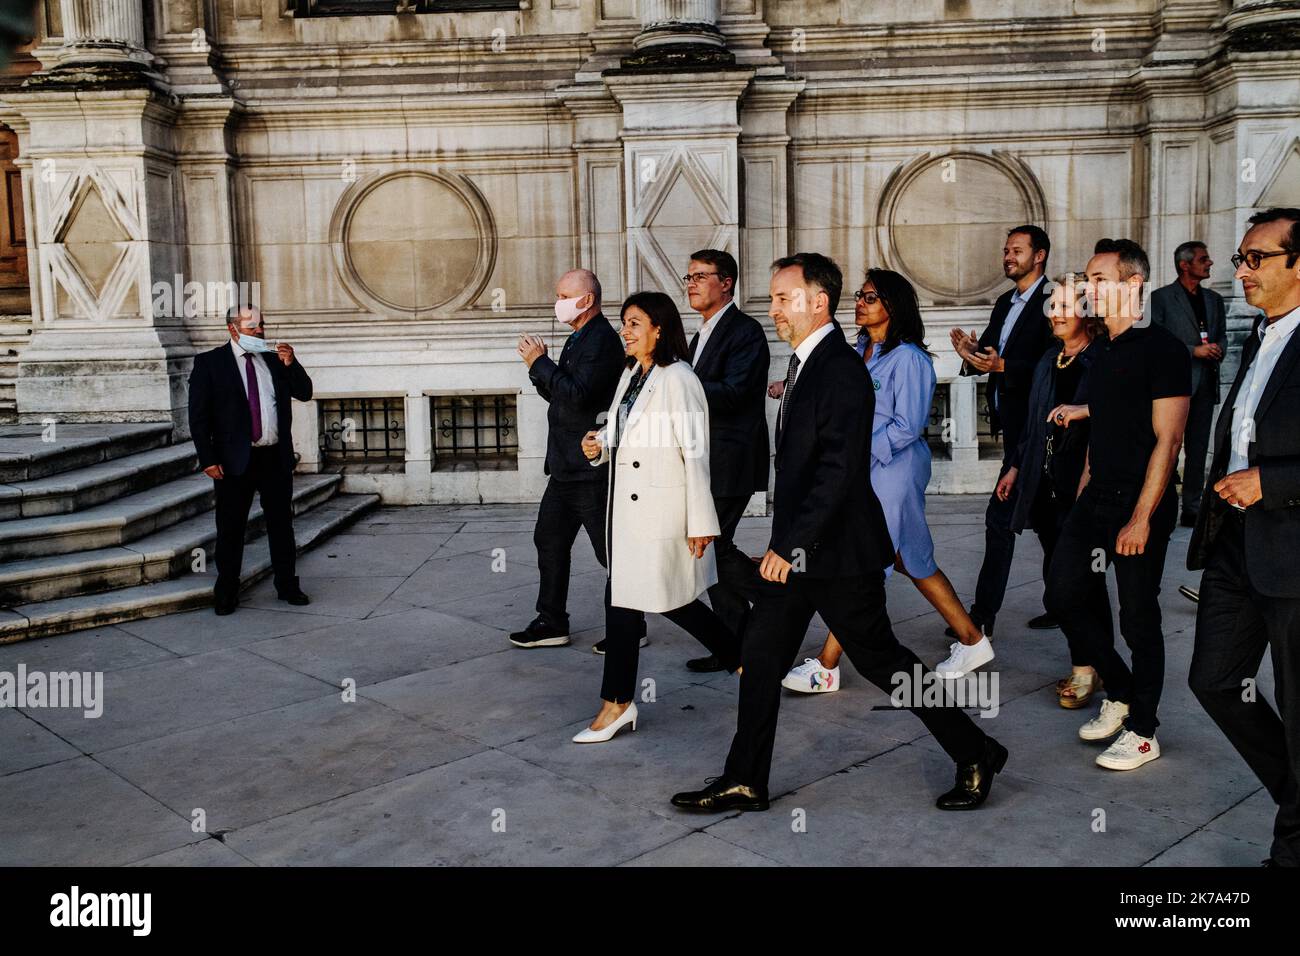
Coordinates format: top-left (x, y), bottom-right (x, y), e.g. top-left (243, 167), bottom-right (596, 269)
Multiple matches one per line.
top-left (511, 269), bottom-right (627, 649)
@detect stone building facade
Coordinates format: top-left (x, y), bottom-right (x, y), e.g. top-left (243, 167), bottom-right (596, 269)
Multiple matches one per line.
top-left (1, 0), bottom-right (1297, 504)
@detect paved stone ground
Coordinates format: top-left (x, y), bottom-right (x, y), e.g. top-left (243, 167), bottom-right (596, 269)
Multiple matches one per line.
top-left (0, 496), bottom-right (1275, 866)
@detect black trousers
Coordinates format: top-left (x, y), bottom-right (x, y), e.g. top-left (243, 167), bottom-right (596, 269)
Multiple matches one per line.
top-left (706, 493), bottom-right (756, 639)
top-left (213, 444), bottom-right (297, 601)
top-left (1181, 374), bottom-right (1216, 517)
top-left (1044, 483), bottom-right (1178, 738)
top-left (724, 571), bottom-right (987, 790)
top-left (1028, 481), bottom-right (1111, 667)
top-left (533, 477), bottom-right (607, 631)
top-left (971, 463), bottom-right (1059, 633)
top-left (1190, 510), bottom-right (1300, 866)
top-left (600, 578), bottom-right (741, 704)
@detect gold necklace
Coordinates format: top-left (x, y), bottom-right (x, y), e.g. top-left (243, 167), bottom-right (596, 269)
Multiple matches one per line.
top-left (1056, 348), bottom-right (1081, 369)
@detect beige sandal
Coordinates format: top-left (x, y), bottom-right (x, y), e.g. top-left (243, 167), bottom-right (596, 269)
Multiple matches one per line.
top-left (1058, 672), bottom-right (1102, 709)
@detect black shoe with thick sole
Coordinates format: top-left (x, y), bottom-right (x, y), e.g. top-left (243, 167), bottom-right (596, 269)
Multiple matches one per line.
top-left (671, 775), bottom-right (770, 813)
top-left (509, 618), bottom-right (571, 648)
top-left (1026, 613), bottom-right (1059, 630)
top-left (277, 590), bottom-right (311, 606)
top-left (686, 654), bottom-right (725, 673)
top-left (935, 736), bottom-right (1008, 811)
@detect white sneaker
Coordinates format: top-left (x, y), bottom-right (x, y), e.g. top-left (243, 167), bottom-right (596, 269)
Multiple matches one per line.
top-left (1096, 729), bottom-right (1160, 770)
top-left (1078, 698), bottom-right (1130, 741)
top-left (933, 635), bottom-right (995, 679)
top-left (781, 658), bottom-right (840, 693)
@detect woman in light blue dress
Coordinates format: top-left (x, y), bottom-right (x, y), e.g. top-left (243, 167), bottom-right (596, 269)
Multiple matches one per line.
top-left (781, 269), bottom-right (993, 693)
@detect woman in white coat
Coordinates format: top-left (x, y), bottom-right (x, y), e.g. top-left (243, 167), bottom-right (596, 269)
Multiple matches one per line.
top-left (574, 291), bottom-right (742, 743)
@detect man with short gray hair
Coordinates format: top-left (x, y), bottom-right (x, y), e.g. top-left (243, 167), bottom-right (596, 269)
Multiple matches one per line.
top-left (510, 269), bottom-right (626, 649)
top-left (187, 305), bottom-right (314, 615)
top-left (1149, 240), bottom-right (1227, 526)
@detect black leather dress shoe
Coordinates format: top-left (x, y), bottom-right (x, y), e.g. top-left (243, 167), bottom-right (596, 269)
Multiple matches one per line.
top-left (214, 598), bottom-right (238, 616)
top-left (935, 736), bottom-right (1008, 811)
top-left (277, 589), bottom-right (311, 606)
top-left (686, 654), bottom-right (725, 673)
top-left (671, 776), bottom-right (769, 813)
top-left (1026, 613), bottom-right (1059, 630)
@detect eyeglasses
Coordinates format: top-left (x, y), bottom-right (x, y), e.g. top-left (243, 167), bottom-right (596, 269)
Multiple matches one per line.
top-left (1231, 249), bottom-right (1290, 271)
top-left (682, 271), bottom-right (719, 285)
top-left (853, 290), bottom-right (880, 305)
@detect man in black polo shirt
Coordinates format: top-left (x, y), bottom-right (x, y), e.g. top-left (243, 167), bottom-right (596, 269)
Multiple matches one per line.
top-left (1044, 238), bottom-right (1191, 772)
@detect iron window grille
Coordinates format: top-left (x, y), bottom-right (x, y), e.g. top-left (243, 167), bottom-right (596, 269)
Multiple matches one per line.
top-left (432, 394), bottom-right (518, 471)
top-left (318, 397), bottom-right (406, 464)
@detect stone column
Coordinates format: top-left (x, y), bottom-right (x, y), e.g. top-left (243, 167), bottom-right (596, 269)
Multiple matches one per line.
top-left (624, 0), bottom-right (733, 68)
top-left (52, 0), bottom-right (153, 68)
top-left (8, 3), bottom-right (197, 433)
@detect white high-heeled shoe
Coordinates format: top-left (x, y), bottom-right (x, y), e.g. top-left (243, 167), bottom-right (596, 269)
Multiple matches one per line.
top-left (571, 702), bottom-right (638, 743)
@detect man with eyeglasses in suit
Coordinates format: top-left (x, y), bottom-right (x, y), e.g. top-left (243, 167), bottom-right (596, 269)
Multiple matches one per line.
top-left (1188, 208), bottom-right (1300, 867)
top-left (679, 250), bottom-right (770, 672)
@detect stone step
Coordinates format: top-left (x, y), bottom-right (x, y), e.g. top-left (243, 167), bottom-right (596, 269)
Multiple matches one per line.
top-left (0, 442), bottom-right (200, 520)
top-left (0, 470), bottom-right (339, 562)
top-left (0, 422), bottom-right (173, 483)
top-left (0, 473), bottom-right (342, 605)
top-left (0, 492), bottom-right (381, 644)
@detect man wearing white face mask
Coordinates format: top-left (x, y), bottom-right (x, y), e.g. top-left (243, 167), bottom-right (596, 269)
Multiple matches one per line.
top-left (511, 269), bottom-right (627, 649)
top-left (188, 304), bottom-right (314, 615)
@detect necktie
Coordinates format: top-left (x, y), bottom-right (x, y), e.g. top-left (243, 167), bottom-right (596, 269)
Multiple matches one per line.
top-left (688, 332), bottom-right (700, 363)
top-left (244, 352), bottom-right (263, 443)
top-left (778, 353), bottom-right (800, 434)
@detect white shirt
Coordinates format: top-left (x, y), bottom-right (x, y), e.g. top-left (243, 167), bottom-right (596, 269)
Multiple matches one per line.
top-left (693, 300), bottom-right (734, 363)
top-left (230, 338), bottom-right (279, 446)
top-left (789, 321), bottom-right (838, 387)
top-left (1228, 305), bottom-right (1300, 475)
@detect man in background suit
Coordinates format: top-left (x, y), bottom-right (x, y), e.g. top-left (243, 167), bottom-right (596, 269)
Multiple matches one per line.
top-left (1189, 208), bottom-right (1300, 867)
top-left (188, 305), bottom-right (314, 615)
top-left (671, 253), bottom-right (1006, 813)
top-left (949, 225), bottom-right (1057, 636)
top-left (1150, 240), bottom-right (1227, 527)
top-left (680, 248), bottom-right (770, 673)
top-left (511, 269), bottom-right (626, 649)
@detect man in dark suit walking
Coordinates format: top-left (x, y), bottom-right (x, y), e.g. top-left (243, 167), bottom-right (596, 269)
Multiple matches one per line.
top-left (187, 305), bottom-right (314, 615)
top-left (671, 253), bottom-right (1006, 813)
top-left (949, 225), bottom-right (1057, 636)
top-left (1149, 240), bottom-right (1228, 527)
top-left (510, 269), bottom-right (626, 649)
top-left (679, 248), bottom-right (770, 672)
top-left (1188, 208), bottom-right (1300, 867)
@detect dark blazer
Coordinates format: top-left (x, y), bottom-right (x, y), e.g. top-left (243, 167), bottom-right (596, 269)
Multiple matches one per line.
top-left (188, 342), bottom-right (313, 477)
top-left (1188, 317), bottom-right (1300, 598)
top-left (1008, 338), bottom-right (1102, 533)
top-left (689, 303), bottom-right (771, 498)
top-left (960, 278), bottom-right (1055, 460)
top-left (528, 314), bottom-right (625, 482)
top-left (768, 323), bottom-right (895, 578)
top-left (1149, 280), bottom-right (1227, 394)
